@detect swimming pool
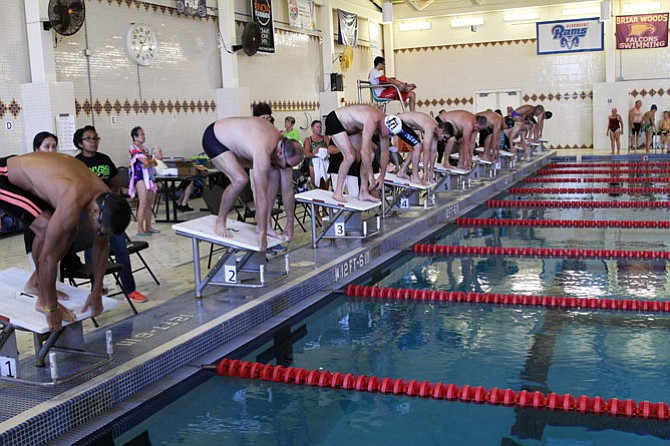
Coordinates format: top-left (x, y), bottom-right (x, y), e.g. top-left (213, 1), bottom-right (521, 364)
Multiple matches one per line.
top-left (108, 166), bottom-right (670, 446)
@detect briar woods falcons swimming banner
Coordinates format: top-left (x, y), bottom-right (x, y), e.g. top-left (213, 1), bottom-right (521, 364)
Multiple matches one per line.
top-left (616, 13), bottom-right (668, 50)
top-left (536, 17), bottom-right (603, 55)
top-left (251, 0), bottom-right (275, 53)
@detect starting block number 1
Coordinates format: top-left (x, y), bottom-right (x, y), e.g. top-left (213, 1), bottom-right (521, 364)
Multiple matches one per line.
top-left (224, 265), bottom-right (237, 283)
top-left (1, 356), bottom-right (17, 378)
top-left (334, 222), bottom-right (346, 237)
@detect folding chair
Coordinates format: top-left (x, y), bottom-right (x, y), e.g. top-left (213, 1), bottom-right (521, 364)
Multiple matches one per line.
top-left (120, 233), bottom-right (160, 285)
top-left (58, 225), bottom-right (138, 325)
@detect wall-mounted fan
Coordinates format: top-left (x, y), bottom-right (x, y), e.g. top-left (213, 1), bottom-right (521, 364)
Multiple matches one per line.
top-left (47, 0), bottom-right (85, 36)
top-left (232, 22), bottom-right (262, 56)
top-left (340, 46), bottom-right (354, 72)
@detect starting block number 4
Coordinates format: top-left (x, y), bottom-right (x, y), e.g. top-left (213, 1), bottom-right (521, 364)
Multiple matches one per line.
top-left (1, 356), bottom-right (17, 378)
top-left (334, 222), bottom-right (346, 237)
top-left (224, 265), bottom-right (237, 283)
top-left (399, 197), bottom-right (410, 209)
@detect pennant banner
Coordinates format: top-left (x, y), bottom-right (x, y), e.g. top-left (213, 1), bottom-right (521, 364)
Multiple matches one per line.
top-left (252, 0), bottom-right (275, 53)
top-left (537, 17), bottom-right (603, 54)
top-left (288, 0), bottom-right (317, 31)
top-left (337, 9), bottom-right (358, 46)
top-left (616, 13), bottom-right (668, 50)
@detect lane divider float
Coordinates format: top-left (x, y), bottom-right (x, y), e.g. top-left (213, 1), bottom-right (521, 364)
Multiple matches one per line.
top-left (537, 168), bottom-right (670, 175)
top-left (546, 162), bottom-right (670, 169)
top-left (509, 187), bottom-right (670, 195)
top-left (215, 358), bottom-right (670, 420)
top-left (345, 284), bottom-right (670, 314)
top-left (525, 177), bottom-right (670, 183)
top-left (487, 199), bottom-right (670, 209)
top-left (412, 244), bottom-right (670, 260)
top-left (456, 217), bottom-right (670, 229)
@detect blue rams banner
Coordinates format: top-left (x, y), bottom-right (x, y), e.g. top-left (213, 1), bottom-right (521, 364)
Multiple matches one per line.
top-left (536, 17), bottom-right (603, 55)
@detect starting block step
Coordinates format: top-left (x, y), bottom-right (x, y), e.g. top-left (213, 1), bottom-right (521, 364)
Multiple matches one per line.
top-left (0, 268), bottom-right (118, 335)
top-left (173, 216), bottom-right (289, 295)
top-left (0, 268), bottom-right (117, 385)
top-left (378, 173), bottom-right (436, 216)
top-left (295, 189), bottom-right (381, 248)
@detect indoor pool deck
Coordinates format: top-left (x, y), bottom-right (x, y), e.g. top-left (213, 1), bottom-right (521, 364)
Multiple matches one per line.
top-left (1, 149), bottom-right (664, 446)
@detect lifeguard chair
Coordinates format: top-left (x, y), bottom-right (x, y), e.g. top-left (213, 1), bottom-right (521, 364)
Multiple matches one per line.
top-left (357, 80), bottom-right (406, 113)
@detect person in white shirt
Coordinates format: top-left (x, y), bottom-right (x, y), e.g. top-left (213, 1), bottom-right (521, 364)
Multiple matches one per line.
top-left (368, 56), bottom-right (416, 112)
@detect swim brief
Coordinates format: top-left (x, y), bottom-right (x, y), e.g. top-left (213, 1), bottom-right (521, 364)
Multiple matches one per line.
top-left (0, 156), bottom-right (52, 225)
top-left (397, 123), bottom-right (421, 147)
top-left (202, 122), bottom-right (230, 159)
top-left (633, 123), bottom-right (642, 134)
top-left (325, 110), bottom-right (347, 136)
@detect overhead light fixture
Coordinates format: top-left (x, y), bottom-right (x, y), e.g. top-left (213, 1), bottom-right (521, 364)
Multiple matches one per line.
top-left (622, 2), bottom-right (660, 13)
top-left (503, 13), bottom-right (539, 22)
top-left (382, 0), bottom-right (393, 24)
top-left (399, 21), bottom-right (431, 31)
top-left (451, 17), bottom-right (484, 28)
top-left (563, 6), bottom-right (600, 16)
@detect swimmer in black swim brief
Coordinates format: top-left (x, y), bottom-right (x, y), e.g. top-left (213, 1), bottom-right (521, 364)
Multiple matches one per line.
top-left (202, 122), bottom-right (231, 159)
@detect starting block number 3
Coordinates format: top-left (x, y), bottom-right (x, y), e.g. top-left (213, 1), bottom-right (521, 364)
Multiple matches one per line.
top-left (334, 222), bottom-right (346, 237)
top-left (224, 265), bottom-right (237, 283)
top-left (1, 356), bottom-right (17, 378)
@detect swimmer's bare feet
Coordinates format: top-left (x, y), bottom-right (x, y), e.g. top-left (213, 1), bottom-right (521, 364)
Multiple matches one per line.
top-left (397, 169), bottom-right (410, 180)
top-left (358, 191), bottom-right (380, 202)
top-left (215, 223), bottom-right (233, 238)
top-left (24, 284), bottom-right (69, 300)
top-left (266, 227), bottom-right (285, 240)
top-left (333, 192), bottom-right (347, 203)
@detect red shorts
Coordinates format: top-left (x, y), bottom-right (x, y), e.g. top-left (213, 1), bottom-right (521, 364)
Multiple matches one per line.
top-left (378, 88), bottom-right (410, 101)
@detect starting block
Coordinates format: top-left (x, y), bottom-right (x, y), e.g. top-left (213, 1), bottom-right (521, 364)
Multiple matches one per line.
top-left (173, 215), bottom-right (288, 297)
top-left (433, 162), bottom-right (475, 192)
top-left (295, 189), bottom-right (381, 248)
top-left (378, 172), bottom-right (435, 217)
top-left (0, 268), bottom-right (116, 385)
top-left (499, 149), bottom-right (517, 169)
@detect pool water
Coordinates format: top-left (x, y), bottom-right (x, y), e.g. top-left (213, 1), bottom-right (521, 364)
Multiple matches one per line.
top-left (113, 179), bottom-right (670, 446)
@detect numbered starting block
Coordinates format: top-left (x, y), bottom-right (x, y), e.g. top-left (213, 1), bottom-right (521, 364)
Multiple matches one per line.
top-left (498, 149), bottom-right (517, 169)
top-left (378, 173), bottom-right (435, 217)
top-left (173, 216), bottom-right (289, 297)
top-left (433, 163), bottom-right (475, 192)
top-left (295, 189), bottom-right (381, 248)
top-left (529, 141), bottom-right (543, 155)
top-left (0, 268), bottom-right (116, 386)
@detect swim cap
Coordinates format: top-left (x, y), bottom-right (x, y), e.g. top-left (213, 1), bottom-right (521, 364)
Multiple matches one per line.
top-left (652, 104), bottom-right (658, 110)
top-left (384, 115), bottom-right (403, 135)
top-left (544, 111), bottom-right (553, 119)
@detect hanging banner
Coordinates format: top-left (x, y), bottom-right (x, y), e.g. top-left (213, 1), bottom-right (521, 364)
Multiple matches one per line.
top-left (337, 9), bottom-right (358, 46)
top-left (251, 0), bottom-right (275, 53)
top-left (615, 13), bottom-right (668, 50)
top-left (288, 0), bottom-right (317, 31)
top-left (536, 17), bottom-right (603, 54)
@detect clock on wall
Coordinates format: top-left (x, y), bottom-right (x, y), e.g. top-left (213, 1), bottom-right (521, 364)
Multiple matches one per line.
top-left (126, 23), bottom-right (157, 66)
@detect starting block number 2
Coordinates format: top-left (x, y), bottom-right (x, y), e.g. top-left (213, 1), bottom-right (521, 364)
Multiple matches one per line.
top-left (1, 356), bottom-right (17, 378)
top-left (224, 265), bottom-right (237, 283)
